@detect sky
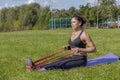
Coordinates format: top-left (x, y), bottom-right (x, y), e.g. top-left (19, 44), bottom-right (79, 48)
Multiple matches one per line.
top-left (0, 0), bottom-right (120, 10)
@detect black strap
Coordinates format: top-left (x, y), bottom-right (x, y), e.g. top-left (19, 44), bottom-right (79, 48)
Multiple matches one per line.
top-left (79, 30), bottom-right (83, 37)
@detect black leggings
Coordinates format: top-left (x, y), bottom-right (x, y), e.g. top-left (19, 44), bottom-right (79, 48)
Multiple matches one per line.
top-left (41, 55), bottom-right (87, 70)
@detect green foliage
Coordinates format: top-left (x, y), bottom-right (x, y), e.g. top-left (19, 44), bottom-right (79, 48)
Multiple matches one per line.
top-left (13, 20), bottom-right (21, 30)
top-left (0, 23), bottom-right (4, 31)
top-left (0, 8), bottom-right (8, 23)
top-left (100, 0), bottom-right (116, 6)
top-left (0, 3), bottom-right (50, 31)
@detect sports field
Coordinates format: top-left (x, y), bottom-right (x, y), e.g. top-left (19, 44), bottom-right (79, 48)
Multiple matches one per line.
top-left (0, 28), bottom-right (120, 80)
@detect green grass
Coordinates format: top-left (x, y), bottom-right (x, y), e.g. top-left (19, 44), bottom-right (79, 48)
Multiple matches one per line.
top-left (0, 28), bottom-right (120, 80)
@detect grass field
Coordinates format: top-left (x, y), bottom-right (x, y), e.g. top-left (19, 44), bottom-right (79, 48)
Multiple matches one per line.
top-left (0, 28), bottom-right (120, 80)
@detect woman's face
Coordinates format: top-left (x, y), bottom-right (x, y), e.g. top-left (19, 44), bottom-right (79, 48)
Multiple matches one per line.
top-left (71, 18), bottom-right (81, 30)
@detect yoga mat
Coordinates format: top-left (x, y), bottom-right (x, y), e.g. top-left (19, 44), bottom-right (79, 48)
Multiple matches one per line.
top-left (87, 53), bottom-right (119, 66)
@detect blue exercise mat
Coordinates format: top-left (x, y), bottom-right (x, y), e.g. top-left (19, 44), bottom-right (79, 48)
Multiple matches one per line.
top-left (87, 53), bottom-right (119, 66)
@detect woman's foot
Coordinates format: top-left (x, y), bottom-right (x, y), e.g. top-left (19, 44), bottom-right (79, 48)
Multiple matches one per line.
top-left (26, 57), bottom-right (35, 72)
top-left (38, 68), bottom-right (47, 71)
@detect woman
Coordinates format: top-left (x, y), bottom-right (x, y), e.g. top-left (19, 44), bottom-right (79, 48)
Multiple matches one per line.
top-left (39, 16), bottom-right (96, 71)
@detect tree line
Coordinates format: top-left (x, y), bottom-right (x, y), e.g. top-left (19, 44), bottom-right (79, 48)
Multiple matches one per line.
top-left (0, 0), bottom-right (120, 32)
top-left (0, 3), bottom-right (50, 32)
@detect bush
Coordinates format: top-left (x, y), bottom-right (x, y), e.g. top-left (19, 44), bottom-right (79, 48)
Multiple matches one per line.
top-left (0, 23), bottom-right (4, 31)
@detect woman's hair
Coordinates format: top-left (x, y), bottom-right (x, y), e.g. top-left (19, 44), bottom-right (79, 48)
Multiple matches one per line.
top-left (72, 15), bottom-right (87, 26)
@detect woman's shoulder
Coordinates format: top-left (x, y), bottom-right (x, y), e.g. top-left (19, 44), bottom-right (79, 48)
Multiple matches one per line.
top-left (81, 31), bottom-right (88, 36)
top-left (81, 31), bottom-right (90, 39)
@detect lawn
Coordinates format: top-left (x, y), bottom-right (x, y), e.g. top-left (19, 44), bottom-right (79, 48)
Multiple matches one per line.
top-left (0, 28), bottom-right (120, 80)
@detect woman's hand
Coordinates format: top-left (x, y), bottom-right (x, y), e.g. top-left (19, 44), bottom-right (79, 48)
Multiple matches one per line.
top-left (71, 47), bottom-right (80, 54)
top-left (63, 45), bottom-right (71, 50)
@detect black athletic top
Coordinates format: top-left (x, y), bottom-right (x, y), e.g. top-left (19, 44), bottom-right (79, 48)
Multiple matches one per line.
top-left (68, 31), bottom-right (86, 48)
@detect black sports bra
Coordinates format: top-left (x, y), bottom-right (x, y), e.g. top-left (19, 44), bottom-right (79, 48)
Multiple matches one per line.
top-left (68, 31), bottom-right (86, 48)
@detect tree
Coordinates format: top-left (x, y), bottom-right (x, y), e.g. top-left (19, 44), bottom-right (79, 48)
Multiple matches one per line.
top-left (100, 0), bottom-right (116, 6)
top-left (68, 6), bottom-right (76, 16)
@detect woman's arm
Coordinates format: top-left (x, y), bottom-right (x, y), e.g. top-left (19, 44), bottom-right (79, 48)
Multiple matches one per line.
top-left (80, 31), bottom-right (96, 53)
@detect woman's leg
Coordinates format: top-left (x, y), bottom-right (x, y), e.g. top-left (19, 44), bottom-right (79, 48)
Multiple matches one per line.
top-left (63, 58), bottom-right (87, 69)
top-left (40, 57), bottom-right (73, 70)
top-left (39, 55), bottom-right (87, 70)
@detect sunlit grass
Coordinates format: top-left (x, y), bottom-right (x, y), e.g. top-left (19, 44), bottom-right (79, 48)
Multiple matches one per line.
top-left (0, 28), bottom-right (120, 80)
